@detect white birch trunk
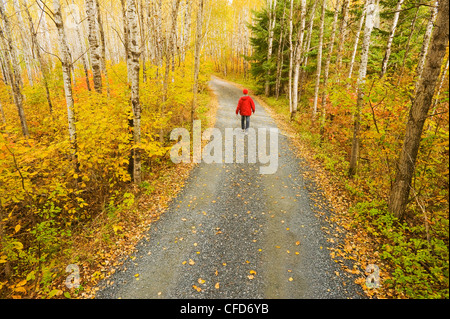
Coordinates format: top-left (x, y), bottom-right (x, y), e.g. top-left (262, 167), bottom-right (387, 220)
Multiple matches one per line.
top-left (415, 0), bottom-right (439, 92)
top-left (349, 0), bottom-right (375, 177)
top-left (380, 0), bottom-right (405, 78)
top-left (348, 4), bottom-right (366, 79)
top-left (22, 0), bottom-right (53, 113)
top-left (182, 0), bottom-right (192, 62)
top-left (53, 0), bottom-right (78, 170)
top-left (288, 0), bottom-right (294, 114)
top-left (336, 0), bottom-right (350, 70)
top-left (0, 2), bottom-right (29, 137)
top-left (126, 0), bottom-right (142, 184)
top-left (192, 0), bottom-right (204, 124)
top-left (292, 0), bottom-right (306, 115)
top-left (265, 0), bottom-right (277, 96)
top-left (313, 0), bottom-right (326, 118)
top-left (96, 0), bottom-right (110, 96)
top-left (86, 0), bottom-right (102, 93)
top-left (320, 0), bottom-right (340, 129)
top-left (13, 0), bottom-right (34, 87)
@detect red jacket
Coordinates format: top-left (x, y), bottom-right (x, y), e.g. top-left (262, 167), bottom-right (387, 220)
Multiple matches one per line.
top-left (236, 96), bottom-right (256, 116)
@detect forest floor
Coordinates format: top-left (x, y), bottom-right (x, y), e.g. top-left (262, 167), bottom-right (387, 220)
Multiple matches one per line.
top-left (93, 77), bottom-right (366, 299)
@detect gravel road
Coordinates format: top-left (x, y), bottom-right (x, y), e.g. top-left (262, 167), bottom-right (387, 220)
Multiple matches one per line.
top-left (96, 76), bottom-right (365, 299)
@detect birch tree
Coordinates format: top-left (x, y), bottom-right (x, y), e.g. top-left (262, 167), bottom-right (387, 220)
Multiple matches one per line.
top-left (192, 0), bottom-right (204, 124)
top-left (288, 0), bottom-right (294, 115)
top-left (265, 0), bottom-right (277, 96)
top-left (96, 0), bottom-right (110, 96)
top-left (415, 0), bottom-right (439, 92)
top-left (336, 0), bottom-right (349, 71)
top-left (349, 0), bottom-right (376, 177)
top-left (380, 0), bottom-right (405, 78)
top-left (86, 0), bottom-right (103, 93)
top-left (320, 0), bottom-right (340, 129)
top-left (52, 0), bottom-right (79, 172)
top-left (126, 0), bottom-right (143, 184)
top-left (0, 2), bottom-right (29, 137)
top-left (22, 0), bottom-right (53, 113)
top-left (388, 0), bottom-right (449, 220)
top-left (312, 0), bottom-right (326, 118)
top-left (348, 4), bottom-right (366, 79)
top-left (13, 0), bottom-right (34, 87)
top-left (291, 0), bottom-right (306, 117)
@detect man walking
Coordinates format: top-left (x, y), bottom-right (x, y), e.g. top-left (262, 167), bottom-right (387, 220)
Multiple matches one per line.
top-left (236, 89), bottom-right (256, 134)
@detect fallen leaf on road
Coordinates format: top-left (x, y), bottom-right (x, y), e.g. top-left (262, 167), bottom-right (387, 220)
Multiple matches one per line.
top-left (198, 278), bottom-right (206, 284)
top-left (215, 282), bottom-right (220, 289)
top-left (288, 277), bottom-right (294, 282)
top-left (192, 285), bottom-right (202, 292)
top-left (189, 259), bottom-right (195, 265)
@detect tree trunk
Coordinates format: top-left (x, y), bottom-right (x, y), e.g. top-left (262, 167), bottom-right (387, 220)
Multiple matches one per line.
top-left (349, 0), bottom-right (375, 178)
top-left (22, 0), bottom-right (53, 113)
top-left (288, 0), bottom-right (294, 115)
top-left (415, 0), bottom-right (439, 92)
top-left (292, 0), bottom-right (306, 116)
top-left (121, 0), bottom-right (131, 83)
top-left (13, 0), bottom-right (34, 87)
top-left (348, 4), bottom-right (366, 79)
top-left (0, 2), bottom-right (29, 137)
top-left (388, 0), bottom-right (448, 220)
top-left (53, 0), bottom-right (79, 173)
top-left (380, 0), bottom-right (405, 78)
top-left (139, 0), bottom-right (147, 83)
top-left (313, 0), bottom-right (326, 119)
top-left (126, 0), bottom-right (143, 184)
top-left (396, 6), bottom-right (419, 86)
top-left (299, 0), bottom-right (317, 98)
top-left (192, 0), bottom-right (204, 125)
top-left (265, 0), bottom-right (277, 97)
top-left (182, 0), bottom-right (192, 62)
top-left (96, 0), bottom-right (110, 96)
top-left (69, 0), bottom-right (91, 92)
top-left (336, 0), bottom-right (349, 72)
top-left (275, 1), bottom-right (287, 99)
top-left (320, 0), bottom-right (340, 132)
top-left (86, 0), bottom-right (103, 93)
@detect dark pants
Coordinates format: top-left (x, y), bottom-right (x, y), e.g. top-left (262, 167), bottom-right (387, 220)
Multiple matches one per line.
top-left (241, 116), bottom-right (250, 130)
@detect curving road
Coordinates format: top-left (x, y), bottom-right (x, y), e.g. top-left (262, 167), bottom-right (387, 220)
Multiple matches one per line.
top-left (96, 76), bottom-right (365, 299)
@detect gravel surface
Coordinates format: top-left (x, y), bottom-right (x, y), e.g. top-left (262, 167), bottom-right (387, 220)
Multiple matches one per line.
top-left (96, 77), bottom-right (365, 299)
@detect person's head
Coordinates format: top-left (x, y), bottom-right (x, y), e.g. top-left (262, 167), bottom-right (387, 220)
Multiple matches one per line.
top-left (243, 89), bottom-right (248, 96)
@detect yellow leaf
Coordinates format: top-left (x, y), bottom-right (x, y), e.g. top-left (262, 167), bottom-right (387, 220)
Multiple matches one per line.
top-left (215, 282), bottom-right (220, 289)
top-left (198, 278), bottom-right (205, 284)
top-left (192, 285), bottom-right (202, 292)
top-left (16, 280), bottom-right (27, 287)
top-left (188, 259), bottom-right (195, 265)
top-left (113, 225), bottom-right (123, 233)
top-left (14, 286), bottom-right (27, 293)
top-left (288, 277), bottom-right (294, 282)
top-left (249, 270), bottom-right (256, 275)
top-left (14, 224), bottom-right (21, 233)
